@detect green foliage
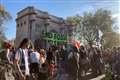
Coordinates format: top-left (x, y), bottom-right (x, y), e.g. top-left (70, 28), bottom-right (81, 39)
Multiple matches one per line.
top-left (94, 9), bottom-right (113, 32)
top-left (0, 4), bottom-right (12, 46)
top-left (66, 8), bottom-right (118, 48)
top-left (66, 15), bottom-right (81, 26)
top-left (102, 32), bottom-right (120, 48)
top-left (0, 4), bottom-right (12, 33)
top-left (0, 4), bottom-right (12, 22)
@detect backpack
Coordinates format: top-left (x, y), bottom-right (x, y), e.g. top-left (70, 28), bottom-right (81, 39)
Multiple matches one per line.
top-left (12, 48), bottom-right (25, 66)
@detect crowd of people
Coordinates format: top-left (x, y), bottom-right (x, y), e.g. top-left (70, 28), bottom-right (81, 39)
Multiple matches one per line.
top-left (0, 38), bottom-right (120, 80)
top-left (103, 47), bottom-right (120, 76)
top-left (1, 38), bottom-right (66, 80)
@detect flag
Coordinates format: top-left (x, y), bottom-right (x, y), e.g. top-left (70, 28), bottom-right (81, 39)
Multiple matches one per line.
top-left (74, 40), bottom-right (80, 49)
top-left (69, 38), bottom-right (80, 49)
top-left (96, 29), bottom-right (103, 42)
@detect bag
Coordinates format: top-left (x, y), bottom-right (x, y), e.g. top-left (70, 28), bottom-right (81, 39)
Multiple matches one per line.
top-left (12, 48), bottom-right (25, 68)
top-left (18, 49), bottom-right (25, 67)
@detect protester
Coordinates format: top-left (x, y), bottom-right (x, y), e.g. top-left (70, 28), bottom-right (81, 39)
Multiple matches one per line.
top-left (0, 42), bottom-right (16, 80)
top-left (95, 48), bottom-right (103, 75)
top-left (39, 63), bottom-right (49, 80)
top-left (66, 45), bottom-right (79, 80)
top-left (40, 49), bottom-right (46, 64)
top-left (78, 45), bottom-right (89, 78)
top-left (2, 37), bottom-right (120, 80)
top-left (9, 47), bottom-right (16, 64)
top-left (116, 47), bottom-right (120, 75)
top-left (46, 47), bottom-right (54, 64)
top-left (0, 41), bottom-right (15, 64)
top-left (14, 38), bottom-right (30, 80)
top-left (39, 49), bottom-right (50, 80)
top-left (29, 48), bottom-right (40, 76)
top-left (111, 47), bottom-right (120, 76)
top-left (49, 60), bottom-right (56, 79)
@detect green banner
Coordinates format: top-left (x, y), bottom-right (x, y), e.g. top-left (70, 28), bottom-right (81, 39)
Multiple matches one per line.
top-left (42, 32), bottom-right (68, 45)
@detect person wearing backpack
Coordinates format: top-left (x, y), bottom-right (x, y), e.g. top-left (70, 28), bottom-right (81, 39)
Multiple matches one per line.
top-left (14, 38), bottom-right (30, 80)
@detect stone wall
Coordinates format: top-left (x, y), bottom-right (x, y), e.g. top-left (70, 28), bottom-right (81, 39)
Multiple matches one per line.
top-left (16, 6), bottom-right (67, 48)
